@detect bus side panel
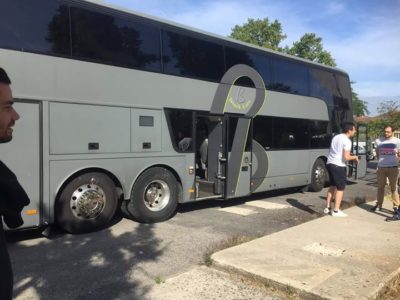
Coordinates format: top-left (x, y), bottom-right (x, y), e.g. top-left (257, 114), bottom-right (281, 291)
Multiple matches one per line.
top-left (0, 102), bottom-right (41, 228)
top-left (49, 103), bottom-right (131, 154)
top-left (252, 150), bottom-right (309, 192)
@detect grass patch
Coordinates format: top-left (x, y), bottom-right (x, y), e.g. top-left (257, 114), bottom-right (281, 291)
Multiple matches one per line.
top-left (377, 273), bottom-right (400, 300)
top-left (154, 276), bottom-right (165, 284)
top-left (201, 234), bottom-right (260, 267)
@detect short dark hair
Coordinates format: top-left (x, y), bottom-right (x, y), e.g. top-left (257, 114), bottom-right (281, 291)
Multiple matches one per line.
top-left (0, 68), bottom-right (11, 84)
top-left (384, 125), bottom-right (395, 132)
top-left (342, 122), bottom-right (355, 133)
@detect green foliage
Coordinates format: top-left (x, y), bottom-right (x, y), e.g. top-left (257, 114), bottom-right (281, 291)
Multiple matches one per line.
top-left (365, 106), bottom-right (400, 139)
top-left (367, 100), bottom-right (400, 139)
top-left (285, 33), bottom-right (336, 67)
top-left (377, 100), bottom-right (400, 115)
top-left (229, 20), bottom-right (335, 67)
top-left (351, 86), bottom-right (369, 116)
top-left (202, 252), bottom-right (213, 267)
top-left (229, 18), bottom-right (286, 51)
top-left (154, 276), bottom-right (165, 284)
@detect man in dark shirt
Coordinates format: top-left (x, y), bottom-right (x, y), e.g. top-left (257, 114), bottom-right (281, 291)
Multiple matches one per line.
top-left (0, 67), bottom-right (30, 300)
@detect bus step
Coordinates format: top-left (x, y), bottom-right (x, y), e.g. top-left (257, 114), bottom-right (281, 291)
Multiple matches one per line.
top-left (196, 180), bottom-right (215, 198)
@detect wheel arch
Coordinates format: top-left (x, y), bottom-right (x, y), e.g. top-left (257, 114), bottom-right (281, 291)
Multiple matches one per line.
top-left (317, 155), bottom-right (329, 182)
top-left (54, 167), bottom-right (124, 205)
top-left (309, 155), bottom-right (328, 174)
top-left (308, 156), bottom-right (329, 192)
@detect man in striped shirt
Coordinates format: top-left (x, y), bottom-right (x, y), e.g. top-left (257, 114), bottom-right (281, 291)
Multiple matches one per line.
top-left (372, 125), bottom-right (400, 214)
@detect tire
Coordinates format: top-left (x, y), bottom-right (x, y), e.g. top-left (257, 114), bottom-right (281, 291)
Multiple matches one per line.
top-left (308, 158), bottom-right (327, 192)
top-left (127, 167), bottom-right (180, 223)
top-left (55, 172), bottom-right (118, 234)
top-left (120, 200), bottom-right (132, 219)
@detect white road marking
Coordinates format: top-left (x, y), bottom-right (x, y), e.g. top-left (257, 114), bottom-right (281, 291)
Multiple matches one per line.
top-left (246, 200), bottom-right (291, 210)
top-left (217, 206), bottom-right (258, 216)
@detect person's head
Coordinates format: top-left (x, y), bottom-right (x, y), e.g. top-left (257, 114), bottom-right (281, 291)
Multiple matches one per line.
top-left (0, 68), bottom-right (20, 143)
top-left (342, 122), bottom-right (356, 138)
top-left (383, 125), bottom-right (395, 139)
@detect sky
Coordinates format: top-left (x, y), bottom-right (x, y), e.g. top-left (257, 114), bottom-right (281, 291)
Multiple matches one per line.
top-left (104, 0), bottom-right (400, 116)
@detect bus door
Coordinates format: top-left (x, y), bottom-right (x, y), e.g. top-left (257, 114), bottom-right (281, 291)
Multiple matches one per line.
top-left (225, 115), bottom-right (252, 198)
top-left (194, 114), bottom-right (252, 200)
top-left (349, 123), bottom-right (368, 179)
top-left (194, 114), bottom-right (225, 199)
top-left (0, 102), bottom-right (41, 229)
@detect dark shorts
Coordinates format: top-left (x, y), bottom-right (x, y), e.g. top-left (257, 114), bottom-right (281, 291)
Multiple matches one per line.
top-left (327, 164), bottom-right (347, 191)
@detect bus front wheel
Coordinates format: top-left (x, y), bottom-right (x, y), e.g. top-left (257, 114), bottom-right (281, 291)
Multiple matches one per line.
top-left (308, 158), bottom-right (327, 192)
top-left (127, 167), bottom-right (180, 223)
top-left (56, 172), bottom-right (118, 234)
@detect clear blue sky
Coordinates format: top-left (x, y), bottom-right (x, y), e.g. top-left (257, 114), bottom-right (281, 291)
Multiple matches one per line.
top-left (103, 0), bottom-right (400, 115)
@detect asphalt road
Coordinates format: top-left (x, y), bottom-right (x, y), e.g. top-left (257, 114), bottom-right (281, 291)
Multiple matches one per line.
top-left (7, 162), bottom-right (378, 300)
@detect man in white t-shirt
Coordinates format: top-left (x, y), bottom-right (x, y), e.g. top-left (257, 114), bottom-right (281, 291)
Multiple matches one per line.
top-left (372, 125), bottom-right (400, 214)
top-left (324, 123), bottom-right (359, 217)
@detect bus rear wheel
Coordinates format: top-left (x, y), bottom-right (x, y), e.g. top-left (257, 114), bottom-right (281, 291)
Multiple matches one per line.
top-left (308, 158), bottom-right (328, 192)
top-left (56, 172), bottom-right (118, 234)
top-left (126, 167), bottom-right (180, 223)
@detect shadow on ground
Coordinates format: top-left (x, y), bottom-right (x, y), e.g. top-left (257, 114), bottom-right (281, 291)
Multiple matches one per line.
top-left (7, 218), bottom-right (163, 300)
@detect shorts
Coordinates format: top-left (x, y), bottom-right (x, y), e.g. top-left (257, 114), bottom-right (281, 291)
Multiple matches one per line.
top-left (327, 164), bottom-right (347, 191)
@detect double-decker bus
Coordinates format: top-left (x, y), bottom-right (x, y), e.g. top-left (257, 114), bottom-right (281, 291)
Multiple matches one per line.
top-left (0, 0), bottom-right (365, 233)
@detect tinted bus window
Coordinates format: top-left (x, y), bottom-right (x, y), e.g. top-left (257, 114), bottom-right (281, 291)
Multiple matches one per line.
top-left (310, 68), bottom-right (335, 108)
top-left (165, 109), bottom-right (193, 152)
top-left (225, 47), bottom-right (273, 88)
top-left (271, 58), bottom-right (309, 95)
top-left (273, 117), bottom-right (309, 149)
top-left (334, 75), bottom-right (352, 110)
top-left (71, 7), bottom-right (161, 71)
top-left (253, 116), bottom-right (274, 149)
top-left (162, 31), bottom-right (225, 81)
top-left (0, 0), bottom-right (70, 55)
top-left (310, 121), bottom-right (331, 148)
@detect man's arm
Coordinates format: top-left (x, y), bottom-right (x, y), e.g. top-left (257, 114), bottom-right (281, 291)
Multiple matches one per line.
top-left (343, 150), bottom-right (359, 164)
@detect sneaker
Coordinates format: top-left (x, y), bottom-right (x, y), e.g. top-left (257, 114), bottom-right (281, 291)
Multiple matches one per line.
top-left (370, 205), bottom-right (382, 212)
top-left (394, 207), bottom-right (399, 214)
top-left (331, 210), bottom-right (347, 217)
top-left (386, 214), bottom-right (400, 222)
top-left (323, 207), bottom-right (330, 214)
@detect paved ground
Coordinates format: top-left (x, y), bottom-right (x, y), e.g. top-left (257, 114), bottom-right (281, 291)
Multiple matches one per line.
top-left (7, 164), bottom-right (381, 299)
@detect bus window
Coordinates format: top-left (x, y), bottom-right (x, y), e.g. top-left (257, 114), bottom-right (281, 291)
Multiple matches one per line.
top-left (162, 31), bottom-right (225, 81)
top-left (70, 6), bottom-right (161, 71)
top-left (0, 1), bottom-right (70, 55)
top-left (166, 109), bottom-right (193, 152)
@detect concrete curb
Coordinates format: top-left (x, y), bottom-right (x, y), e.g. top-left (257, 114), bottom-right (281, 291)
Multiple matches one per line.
top-left (211, 196), bottom-right (400, 300)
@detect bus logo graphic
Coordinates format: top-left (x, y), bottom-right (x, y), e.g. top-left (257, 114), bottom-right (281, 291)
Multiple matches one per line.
top-left (228, 87), bottom-right (252, 110)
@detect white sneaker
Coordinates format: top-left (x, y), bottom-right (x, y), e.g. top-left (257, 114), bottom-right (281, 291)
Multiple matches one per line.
top-left (331, 210), bottom-right (347, 217)
top-left (323, 207), bottom-right (330, 214)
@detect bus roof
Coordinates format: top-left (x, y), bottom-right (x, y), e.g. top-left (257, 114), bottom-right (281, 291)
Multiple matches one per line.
top-left (84, 0), bottom-right (348, 76)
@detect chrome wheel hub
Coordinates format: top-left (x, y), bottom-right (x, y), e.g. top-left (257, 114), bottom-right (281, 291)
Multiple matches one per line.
top-left (143, 180), bottom-right (170, 211)
top-left (314, 166), bottom-right (326, 185)
top-left (70, 183), bottom-right (106, 219)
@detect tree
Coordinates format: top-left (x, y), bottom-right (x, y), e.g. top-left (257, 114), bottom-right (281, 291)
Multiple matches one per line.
top-left (229, 18), bottom-right (286, 51)
top-left (377, 100), bottom-right (400, 115)
top-left (284, 33), bottom-right (336, 67)
top-left (363, 100), bottom-right (400, 139)
top-left (351, 85), bottom-right (369, 116)
top-left (230, 20), bottom-right (335, 68)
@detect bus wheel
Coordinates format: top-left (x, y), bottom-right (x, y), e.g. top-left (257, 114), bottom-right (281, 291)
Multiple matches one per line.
top-left (127, 167), bottom-right (180, 223)
top-left (56, 172), bottom-right (118, 234)
top-left (309, 158), bottom-right (327, 192)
